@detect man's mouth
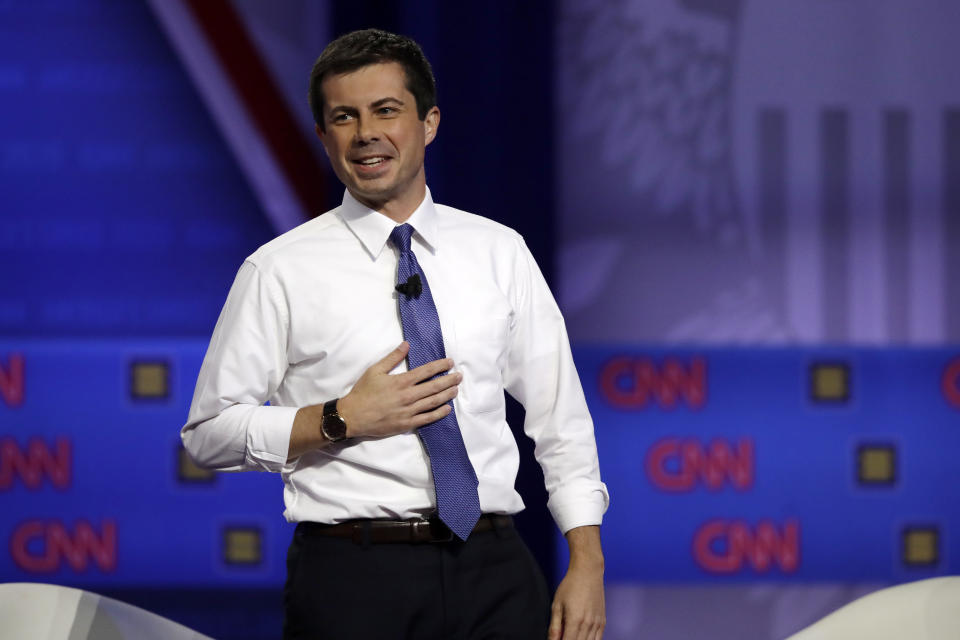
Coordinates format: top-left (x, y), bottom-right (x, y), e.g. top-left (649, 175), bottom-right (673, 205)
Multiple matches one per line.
top-left (353, 156), bottom-right (389, 167)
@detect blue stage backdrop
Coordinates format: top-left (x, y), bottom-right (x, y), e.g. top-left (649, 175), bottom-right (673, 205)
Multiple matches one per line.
top-left (0, 1), bottom-right (276, 338)
top-left (0, 341), bottom-right (291, 587)
top-left (2, 1), bottom-right (960, 638)
top-left (557, 347), bottom-right (960, 583)
top-left (2, 344), bottom-right (957, 587)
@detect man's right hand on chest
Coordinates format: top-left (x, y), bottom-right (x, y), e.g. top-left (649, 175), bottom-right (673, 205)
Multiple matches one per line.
top-left (287, 341), bottom-right (461, 460)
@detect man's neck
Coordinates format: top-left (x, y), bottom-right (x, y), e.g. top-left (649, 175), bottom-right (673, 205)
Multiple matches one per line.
top-left (350, 183), bottom-right (426, 224)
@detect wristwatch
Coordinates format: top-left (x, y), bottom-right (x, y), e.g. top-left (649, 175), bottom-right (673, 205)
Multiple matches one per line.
top-left (321, 398), bottom-right (348, 443)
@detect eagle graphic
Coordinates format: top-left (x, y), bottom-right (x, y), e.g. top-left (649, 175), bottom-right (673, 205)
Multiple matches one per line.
top-left (557, 0), bottom-right (792, 343)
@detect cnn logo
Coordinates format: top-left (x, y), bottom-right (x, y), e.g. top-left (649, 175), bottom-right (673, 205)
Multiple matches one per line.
top-left (0, 437), bottom-right (72, 490)
top-left (600, 356), bottom-right (707, 410)
top-left (693, 519), bottom-right (800, 574)
top-left (646, 437), bottom-right (754, 492)
top-left (11, 519), bottom-right (117, 573)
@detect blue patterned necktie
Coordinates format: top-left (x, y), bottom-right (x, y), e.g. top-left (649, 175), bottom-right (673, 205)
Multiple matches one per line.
top-left (389, 223), bottom-right (482, 540)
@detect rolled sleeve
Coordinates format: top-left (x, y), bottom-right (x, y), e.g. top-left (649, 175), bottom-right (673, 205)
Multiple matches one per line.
top-left (503, 236), bottom-right (610, 534)
top-left (182, 260), bottom-right (295, 472)
top-left (245, 404), bottom-right (301, 471)
top-left (547, 482), bottom-right (610, 533)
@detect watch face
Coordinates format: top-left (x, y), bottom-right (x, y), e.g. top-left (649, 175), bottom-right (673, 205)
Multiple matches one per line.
top-left (322, 414), bottom-right (347, 442)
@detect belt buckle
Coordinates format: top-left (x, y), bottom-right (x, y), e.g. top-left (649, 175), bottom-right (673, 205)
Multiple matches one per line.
top-left (424, 516), bottom-right (455, 543)
top-left (410, 519), bottom-right (431, 542)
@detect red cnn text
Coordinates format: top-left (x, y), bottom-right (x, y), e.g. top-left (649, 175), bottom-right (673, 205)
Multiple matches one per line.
top-left (11, 519), bottom-right (117, 573)
top-left (693, 519), bottom-right (800, 574)
top-left (600, 356), bottom-right (707, 410)
top-left (0, 353), bottom-right (24, 408)
top-left (646, 437), bottom-right (754, 492)
top-left (944, 357), bottom-right (960, 409)
top-left (0, 437), bottom-right (72, 490)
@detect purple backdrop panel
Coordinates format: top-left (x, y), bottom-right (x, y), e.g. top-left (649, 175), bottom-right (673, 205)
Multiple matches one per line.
top-left (557, 0), bottom-right (960, 344)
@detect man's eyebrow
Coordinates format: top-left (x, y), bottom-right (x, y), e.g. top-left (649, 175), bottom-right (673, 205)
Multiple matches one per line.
top-left (370, 97), bottom-right (405, 108)
top-left (326, 98), bottom-right (404, 116)
top-left (326, 104), bottom-right (357, 116)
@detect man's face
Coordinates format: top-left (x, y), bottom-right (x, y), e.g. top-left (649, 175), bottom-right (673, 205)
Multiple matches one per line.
top-left (316, 62), bottom-right (439, 215)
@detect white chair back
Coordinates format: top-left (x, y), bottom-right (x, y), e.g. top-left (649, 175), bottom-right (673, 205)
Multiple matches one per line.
top-left (786, 577), bottom-right (960, 640)
top-left (0, 583), bottom-right (213, 640)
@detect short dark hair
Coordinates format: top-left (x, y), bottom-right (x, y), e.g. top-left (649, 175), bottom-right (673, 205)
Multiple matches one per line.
top-left (308, 29), bottom-right (436, 131)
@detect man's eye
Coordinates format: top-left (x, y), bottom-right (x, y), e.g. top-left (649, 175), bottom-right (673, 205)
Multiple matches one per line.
top-left (378, 107), bottom-right (396, 115)
top-left (332, 113), bottom-right (352, 122)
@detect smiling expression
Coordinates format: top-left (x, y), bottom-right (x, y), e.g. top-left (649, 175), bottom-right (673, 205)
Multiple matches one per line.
top-left (316, 62), bottom-right (440, 221)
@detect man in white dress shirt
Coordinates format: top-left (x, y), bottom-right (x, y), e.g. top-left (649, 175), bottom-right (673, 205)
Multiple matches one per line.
top-left (183, 29), bottom-right (608, 640)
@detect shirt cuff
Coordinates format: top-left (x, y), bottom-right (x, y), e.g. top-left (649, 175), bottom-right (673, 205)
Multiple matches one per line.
top-left (547, 481), bottom-right (610, 534)
top-left (244, 404), bottom-right (300, 472)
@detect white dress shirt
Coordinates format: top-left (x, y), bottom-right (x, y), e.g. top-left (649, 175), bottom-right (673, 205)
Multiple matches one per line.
top-left (183, 188), bottom-right (608, 533)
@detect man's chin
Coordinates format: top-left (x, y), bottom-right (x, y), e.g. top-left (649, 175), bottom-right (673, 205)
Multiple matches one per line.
top-left (355, 183), bottom-right (396, 197)
top-left (348, 173), bottom-right (394, 192)
top-left (348, 183), bottom-right (397, 209)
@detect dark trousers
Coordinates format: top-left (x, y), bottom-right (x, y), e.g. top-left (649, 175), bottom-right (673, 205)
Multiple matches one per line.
top-left (283, 522), bottom-right (551, 639)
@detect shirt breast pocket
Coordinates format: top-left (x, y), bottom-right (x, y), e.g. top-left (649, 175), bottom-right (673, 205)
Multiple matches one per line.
top-left (455, 314), bottom-right (510, 414)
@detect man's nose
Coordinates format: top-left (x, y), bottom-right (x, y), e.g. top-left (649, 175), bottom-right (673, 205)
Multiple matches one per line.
top-left (354, 116), bottom-right (379, 144)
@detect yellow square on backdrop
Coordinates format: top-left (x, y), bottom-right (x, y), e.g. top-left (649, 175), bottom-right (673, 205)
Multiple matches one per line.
top-left (131, 361), bottom-right (168, 399)
top-left (177, 446), bottom-right (215, 483)
top-left (224, 528), bottom-right (262, 565)
top-left (858, 446), bottom-right (895, 484)
top-left (811, 363), bottom-right (850, 402)
top-left (903, 528), bottom-right (938, 566)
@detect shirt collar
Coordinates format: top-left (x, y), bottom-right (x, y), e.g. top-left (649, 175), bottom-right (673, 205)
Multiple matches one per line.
top-left (337, 188), bottom-right (439, 260)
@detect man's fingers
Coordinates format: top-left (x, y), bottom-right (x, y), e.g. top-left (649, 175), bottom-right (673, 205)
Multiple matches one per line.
top-left (595, 617), bottom-right (607, 640)
top-left (404, 370), bottom-right (460, 402)
top-left (578, 619), bottom-right (591, 640)
top-left (548, 603), bottom-right (563, 640)
top-left (553, 605), bottom-right (597, 640)
top-left (373, 342), bottom-right (410, 374)
top-left (578, 615), bottom-right (600, 640)
top-left (571, 617), bottom-right (588, 640)
top-left (408, 385), bottom-right (458, 415)
top-left (408, 403), bottom-right (452, 428)
top-left (404, 356), bottom-right (454, 383)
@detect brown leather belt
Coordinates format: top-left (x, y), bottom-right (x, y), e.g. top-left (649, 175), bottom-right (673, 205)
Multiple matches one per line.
top-left (296, 514), bottom-right (514, 544)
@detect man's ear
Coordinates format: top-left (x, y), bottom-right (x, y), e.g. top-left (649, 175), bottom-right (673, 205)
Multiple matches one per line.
top-left (315, 123), bottom-right (331, 158)
top-left (423, 106), bottom-right (440, 146)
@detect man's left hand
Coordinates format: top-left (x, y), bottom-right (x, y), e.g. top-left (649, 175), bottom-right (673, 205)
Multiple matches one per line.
top-left (548, 526), bottom-right (605, 640)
